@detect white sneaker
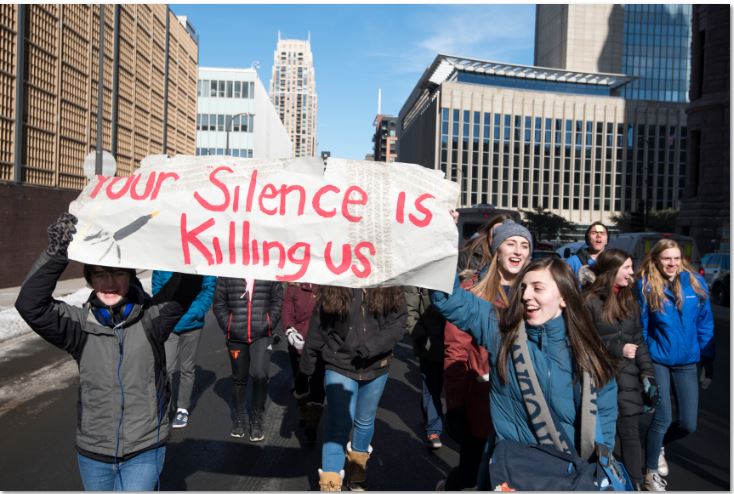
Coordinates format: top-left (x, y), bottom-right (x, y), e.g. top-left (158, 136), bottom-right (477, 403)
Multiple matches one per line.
top-left (658, 447), bottom-right (669, 476)
top-left (644, 471), bottom-right (667, 491)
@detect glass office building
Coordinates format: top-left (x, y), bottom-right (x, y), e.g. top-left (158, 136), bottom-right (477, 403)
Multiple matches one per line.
top-left (535, 5), bottom-right (692, 104)
top-left (398, 55), bottom-right (688, 226)
top-left (620, 4), bottom-right (692, 103)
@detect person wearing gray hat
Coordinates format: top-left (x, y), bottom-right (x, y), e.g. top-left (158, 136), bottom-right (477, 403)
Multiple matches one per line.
top-left (490, 220), bottom-right (534, 256)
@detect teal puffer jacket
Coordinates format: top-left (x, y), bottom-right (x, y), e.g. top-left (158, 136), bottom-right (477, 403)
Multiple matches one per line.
top-left (430, 275), bottom-right (618, 451)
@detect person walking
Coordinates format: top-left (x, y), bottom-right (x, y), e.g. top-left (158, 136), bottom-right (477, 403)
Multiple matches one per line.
top-left (439, 220), bottom-right (532, 490)
top-left (636, 239), bottom-right (714, 491)
top-left (404, 285), bottom-right (445, 450)
top-left (213, 276), bottom-right (283, 442)
top-left (282, 282), bottom-right (324, 444)
top-left (566, 221), bottom-right (609, 281)
top-left (431, 256), bottom-right (618, 491)
top-left (15, 213), bottom-right (202, 490)
top-left (297, 287), bottom-right (407, 492)
top-left (583, 248), bottom-right (659, 489)
top-left (457, 213), bottom-right (514, 274)
top-left (152, 270), bottom-right (217, 429)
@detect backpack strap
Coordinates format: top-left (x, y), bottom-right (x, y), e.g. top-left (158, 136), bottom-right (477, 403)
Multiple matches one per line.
top-left (511, 323), bottom-right (598, 460)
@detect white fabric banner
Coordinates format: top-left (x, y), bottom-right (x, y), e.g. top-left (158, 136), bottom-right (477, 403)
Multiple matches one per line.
top-left (68, 155), bottom-right (460, 292)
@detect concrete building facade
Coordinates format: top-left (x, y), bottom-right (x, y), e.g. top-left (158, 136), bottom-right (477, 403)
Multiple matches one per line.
top-left (196, 67), bottom-right (291, 160)
top-left (269, 35), bottom-right (318, 158)
top-left (535, 4), bottom-right (692, 103)
top-left (677, 5), bottom-right (730, 253)
top-left (0, 4), bottom-right (198, 287)
top-left (372, 115), bottom-right (398, 162)
top-left (398, 55), bottom-right (688, 226)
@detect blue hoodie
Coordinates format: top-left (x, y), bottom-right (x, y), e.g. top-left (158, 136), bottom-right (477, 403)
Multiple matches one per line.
top-left (636, 271), bottom-right (715, 366)
top-left (152, 271), bottom-right (217, 333)
top-left (430, 275), bottom-right (617, 451)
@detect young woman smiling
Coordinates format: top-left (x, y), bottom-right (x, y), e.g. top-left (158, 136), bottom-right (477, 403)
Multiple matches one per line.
top-left (584, 249), bottom-right (658, 489)
top-left (636, 239), bottom-right (714, 491)
top-left (431, 256), bottom-right (617, 490)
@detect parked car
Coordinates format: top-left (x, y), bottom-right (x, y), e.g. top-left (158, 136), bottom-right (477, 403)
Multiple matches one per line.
top-left (532, 249), bottom-right (561, 260)
top-left (556, 241), bottom-right (586, 259)
top-left (701, 252), bottom-right (730, 306)
top-left (606, 232), bottom-right (701, 271)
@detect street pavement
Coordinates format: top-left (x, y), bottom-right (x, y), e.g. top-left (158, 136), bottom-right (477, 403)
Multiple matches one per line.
top-left (0, 279), bottom-right (729, 490)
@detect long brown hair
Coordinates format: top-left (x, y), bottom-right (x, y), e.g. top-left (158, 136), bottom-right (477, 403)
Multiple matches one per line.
top-left (497, 257), bottom-right (616, 387)
top-left (459, 213), bottom-right (514, 271)
top-left (584, 248), bottom-right (639, 324)
top-left (637, 238), bottom-right (707, 312)
top-left (318, 286), bottom-right (405, 317)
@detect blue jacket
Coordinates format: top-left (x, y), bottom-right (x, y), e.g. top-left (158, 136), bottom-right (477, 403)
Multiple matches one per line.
top-left (152, 271), bottom-right (217, 333)
top-left (636, 271), bottom-right (715, 366)
top-left (430, 275), bottom-right (618, 451)
top-left (566, 253), bottom-right (596, 277)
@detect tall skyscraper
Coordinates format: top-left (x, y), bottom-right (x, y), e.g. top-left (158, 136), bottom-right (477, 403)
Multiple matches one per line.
top-left (535, 4), bottom-right (692, 103)
top-left (269, 34), bottom-right (318, 158)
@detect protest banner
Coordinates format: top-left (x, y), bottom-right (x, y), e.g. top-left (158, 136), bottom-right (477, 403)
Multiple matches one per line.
top-left (67, 155), bottom-right (460, 292)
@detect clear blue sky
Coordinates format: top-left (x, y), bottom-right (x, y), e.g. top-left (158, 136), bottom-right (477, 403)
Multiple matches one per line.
top-left (171, 4), bottom-right (536, 160)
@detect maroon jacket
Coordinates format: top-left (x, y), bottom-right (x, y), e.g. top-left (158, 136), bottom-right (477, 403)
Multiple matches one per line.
top-left (282, 283), bottom-right (319, 350)
top-left (443, 277), bottom-right (493, 439)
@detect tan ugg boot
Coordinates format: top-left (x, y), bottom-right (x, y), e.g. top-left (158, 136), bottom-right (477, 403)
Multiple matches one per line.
top-left (345, 442), bottom-right (373, 491)
top-left (319, 469), bottom-right (344, 492)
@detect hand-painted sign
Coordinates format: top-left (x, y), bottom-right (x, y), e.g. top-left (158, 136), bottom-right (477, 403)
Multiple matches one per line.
top-left (68, 155), bottom-right (460, 291)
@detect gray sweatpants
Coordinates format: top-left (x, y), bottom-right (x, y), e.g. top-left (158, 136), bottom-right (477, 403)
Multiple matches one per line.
top-left (165, 328), bottom-right (203, 411)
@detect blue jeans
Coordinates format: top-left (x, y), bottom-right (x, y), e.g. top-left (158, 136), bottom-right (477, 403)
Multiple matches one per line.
top-left (419, 358), bottom-right (444, 436)
top-left (322, 370), bottom-right (389, 472)
top-left (645, 363), bottom-right (698, 470)
top-left (77, 447), bottom-right (166, 491)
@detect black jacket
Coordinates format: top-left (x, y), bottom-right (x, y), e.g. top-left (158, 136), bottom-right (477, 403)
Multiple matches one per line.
top-left (300, 289), bottom-right (407, 381)
top-left (213, 277), bottom-right (283, 344)
top-left (15, 252), bottom-right (201, 461)
top-left (587, 293), bottom-right (655, 416)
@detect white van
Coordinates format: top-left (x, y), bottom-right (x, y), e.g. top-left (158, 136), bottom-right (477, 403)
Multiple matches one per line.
top-left (606, 232), bottom-right (701, 270)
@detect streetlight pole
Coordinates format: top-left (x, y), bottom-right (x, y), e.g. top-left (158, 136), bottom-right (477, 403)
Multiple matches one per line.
top-left (225, 112), bottom-right (251, 157)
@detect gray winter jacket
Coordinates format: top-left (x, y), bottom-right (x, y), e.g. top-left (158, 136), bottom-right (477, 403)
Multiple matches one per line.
top-left (15, 252), bottom-right (201, 461)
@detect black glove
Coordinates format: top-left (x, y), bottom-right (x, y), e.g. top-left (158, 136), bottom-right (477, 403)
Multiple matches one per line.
top-left (444, 408), bottom-right (470, 444)
top-left (46, 212), bottom-right (78, 257)
top-left (293, 372), bottom-right (310, 400)
top-left (642, 376), bottom-right (660, 412)
top-left (355, 344), bottom-right (369, 359)
top-left (700, 358), bottom-right (714, 389)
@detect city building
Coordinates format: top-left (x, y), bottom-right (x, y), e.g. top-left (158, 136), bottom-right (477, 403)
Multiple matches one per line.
top-left (677, 5), bottom-right (730, 254)
top-left (372, 115), bottom-right (398, 162)
top-left (0, 4), bottom-right (198, 287)
top-left (269, 34), bottom-right (318, 158)
top-left (397, 54), bottom-right (688, 226)
top-left (535, 4), bottom-right (692, 103)
top-left (196, 67), bottom-right (291, 160)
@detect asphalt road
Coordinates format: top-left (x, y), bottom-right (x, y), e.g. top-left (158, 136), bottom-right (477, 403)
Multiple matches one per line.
top-left (0, 306), bottom-right (729, 490)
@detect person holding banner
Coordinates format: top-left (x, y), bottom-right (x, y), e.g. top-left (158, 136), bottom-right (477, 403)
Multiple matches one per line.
top-left (297, 286), bottom-right (407, 492)
top-left (213, 276), bottom-right (283, 442)
top-left (15, 213), bottom-right (203, 491)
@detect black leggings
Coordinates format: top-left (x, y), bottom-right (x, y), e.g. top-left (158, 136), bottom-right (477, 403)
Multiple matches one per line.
top-left (617, 413), bottom-right (643, 486)
top-left (227, 338), bottom-right (271, 421)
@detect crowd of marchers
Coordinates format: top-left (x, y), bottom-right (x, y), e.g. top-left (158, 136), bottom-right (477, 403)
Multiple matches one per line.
top-left (15, 211), bottom-right (713, 491)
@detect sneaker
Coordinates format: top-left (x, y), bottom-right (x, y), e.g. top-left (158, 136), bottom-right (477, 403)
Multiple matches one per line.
top-left (250, 422), bottom-right (264, 442)
top-left (172, 409), bottom-right (189, 429)
top-left (230, 415), bottom-right (246, 438)
top-left (427, 433), bottom-right (442, 450)
top-left (658, 448), bottom-right (669, 476)
top-left (644, 471), bottom-right (667, 491)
